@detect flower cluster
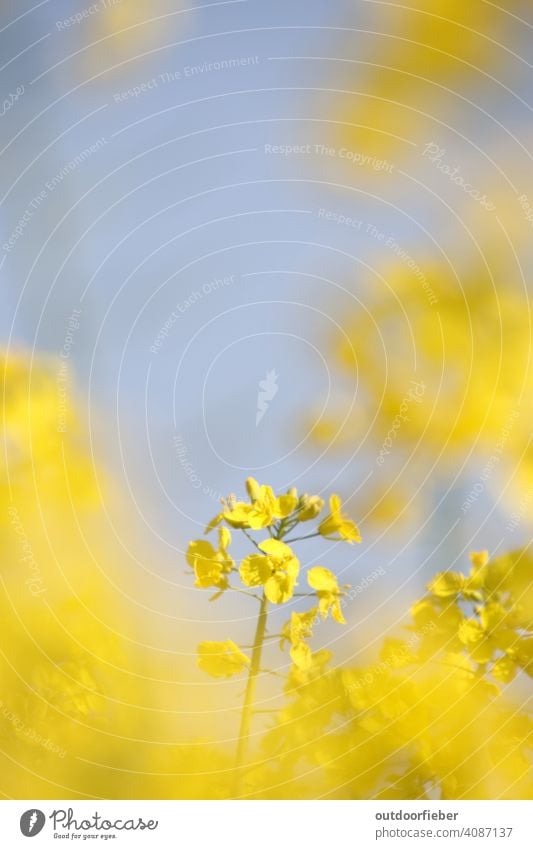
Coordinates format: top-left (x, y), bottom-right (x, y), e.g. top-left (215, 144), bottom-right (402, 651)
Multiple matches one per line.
top-left (413, 548), bottom-right (533, 683)
top-left (262, 548), bottom-right (533, 800)
top-left (186, 478), bottom-right (360, 676)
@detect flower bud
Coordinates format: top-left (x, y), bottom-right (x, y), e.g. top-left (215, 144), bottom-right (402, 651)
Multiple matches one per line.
top-left (245, 477), bottom-right (261, 502)
top-left (299, 494), bottom-right (325, 521)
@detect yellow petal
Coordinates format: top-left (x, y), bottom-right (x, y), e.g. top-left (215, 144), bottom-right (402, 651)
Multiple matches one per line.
top-left (194, 559), bottom-right (227, 590)
top-left (317, 593), bottom-right (332, 620)
top-left (265, 572), bottom-right (296, 604)
top-left (290, 641), bottom-right (313, 671)
top-left (197, 640), bottom-right (250, 678)
top-left (276, 493), bottom-right (299, 517)
top-left (245, 477), bottom-right (261, 501)
top-left (340, 519), bottom-right (362, 544)
top-left (224, 502), bottom-right (255, 527)
top-left (307, 566), bottom-right (339, 592)
top-left (288, 608), bottom-right (318, 644)
top-left (205, 512), bottom-right (224, 534)
top-left (331, 596), bottom-right (347, 625)
top-left (239, 554), bottom-right (272, 587)
top-left (329, 494), bottom-right (342, 514)
top-left (186, 539), bottom-right (216, 568)
top-left (218, 527), bottom-right (231, 551)
top-left (428, 571), bottom-right (465, 598)
top-left (259, 539), bottom-right (294, 560)
top-left (318, 494), bottom-right (361, 543)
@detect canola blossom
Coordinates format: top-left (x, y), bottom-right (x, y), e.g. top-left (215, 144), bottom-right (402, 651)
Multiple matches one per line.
top-left (188, 483), bottom-right (532, 799)
top-left (259, 549), bottom-right (533, 800)
top-left (194, 477), bottom-right (355, 669)
top-left (189, 477), bottom-right (356, 791)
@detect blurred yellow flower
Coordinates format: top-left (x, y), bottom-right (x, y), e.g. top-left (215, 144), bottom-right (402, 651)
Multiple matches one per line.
top-left (470, 550), bottom-right (490, 571)
top-left (332, 0), bottom-right (525, 161)
top-left (264, 548), bottom-right (533, 800)
top-left (197, 640), bottom-right (250, 678)
top-left (428, 571), bottom-right (478, 600)
top-left (314, 263), bottom-right (533, 523)
top-left (8, 351), bottom-right (527, 802)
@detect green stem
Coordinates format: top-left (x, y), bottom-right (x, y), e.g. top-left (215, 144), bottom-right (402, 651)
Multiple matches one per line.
top-left (241, 528), bottom-right (262, 550)
top-left (228, 585), bottom-right (262, 600)
top-left (283, 531), bottom-right (321, 544)
top-left (233, 591), bottom-right (269, 796)
top-left (241, 633), bottom-right (282, 648)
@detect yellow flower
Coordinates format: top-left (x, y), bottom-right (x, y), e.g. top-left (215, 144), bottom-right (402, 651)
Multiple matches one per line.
top-left (223, 502), bottom-right (259, 528)
top-left (206, 478), bottom-right (298, 532)
top-left (240, 479), bottom-right (298, 529)
top-left (204, 512), bottom-right (225, 534)
top-left (239, 539), bottom-right (300, 603)
top-left (285, 648), bottom-right (333, 689)
top-left (197, 640), bottom-right (250, 678)
top-left (282, 608), bottom-right (318, 649)
top-left (428, 571), bottom-right (482, 601)
top-left (458, 619), bottom-right (493, 664)
top-left (205, 500), bottom-right (258, 532)
top-left (289, 642), bottom-right (313, 671)
top-left (307, 566), bottom-right (348, 623)
top-left (318, 495), bottom-right (361, 543)
top-left (260, 539), bottom-right (300, 603)
top-left (281, 608), bottom-right (318, 670)
top-left (428, 571), bottom-right (466, 598)
top-left (187, 528), bottom-right (233, 591)
top-left (239, 553), bottom-right (272, 587)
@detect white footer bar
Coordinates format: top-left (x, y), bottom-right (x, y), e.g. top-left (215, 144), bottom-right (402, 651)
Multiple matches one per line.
top-left (2, 800), bottom-right (531, 847)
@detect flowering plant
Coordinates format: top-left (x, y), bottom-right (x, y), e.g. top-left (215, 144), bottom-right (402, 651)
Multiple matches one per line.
top-left (186, 477), bottom-right (360, 790)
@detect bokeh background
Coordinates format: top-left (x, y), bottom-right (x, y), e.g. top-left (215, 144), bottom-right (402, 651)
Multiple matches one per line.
top-left (1, 0), bottom-right (532, 798)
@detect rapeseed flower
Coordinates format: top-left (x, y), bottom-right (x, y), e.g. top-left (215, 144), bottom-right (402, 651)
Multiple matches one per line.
top-left (307, 566), bottom-right (348, 623)
top-left (197, 640), bottom-right (250, 678)
top-left (318, 494), bottom-right (361, 543)
top-left (187, 528), bottom-right (233, 592)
